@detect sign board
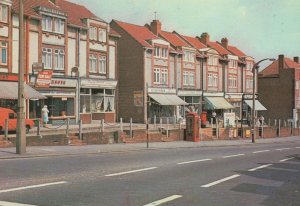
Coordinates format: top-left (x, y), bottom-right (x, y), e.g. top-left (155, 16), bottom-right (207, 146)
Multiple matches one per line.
top-left (242, 94), bottom-right (258, 100)
top-left (0, 73), bottom-right (18, 81)
top-left (32, 62), bottom-right (44, 74)
top-left (35, 70), bottom-right (53, 88)
top-left (133, 91), bottom-right (144, 107)
top-left (224, 112), bottom-right (236, 128)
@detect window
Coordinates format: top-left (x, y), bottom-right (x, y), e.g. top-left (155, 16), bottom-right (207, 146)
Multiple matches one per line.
top-left (183, 51), bottom-right (195, 62)
top-left (98, 28), bottom-right (107, 42)
top-left (89, 26), bottom-right (97, 40)
top-left (183, 71), bottom-right (195, 86)
top-left (161, 48), bottom-right (168, 58)
top-left (154, 68), bottom-right (160, 84)
top-left (154, 46), bottom-right (168, 58)
top-left (247, 62), bottom-right (253, 70)
top-left (54, 49), bottom-right (64, 70)
top-left (89, 54), bottom-right (97, 73)
top-left (99, 56), bottom-right (106, 74)
top-left (42, 48), bottom-right (52, 69)
top-left (161, 68), bottom-right (168, 85)
top-left (189, 72), bottom-right (195, 86)
top-left (54, 18), bottom-right (65, 34)
top-left (0, 4), bottom-right (8, 23)
top-left (0, 41), bottom-right (7, 65)
top-left (208, 55), bottom-right (218, 66)
top-left (42, 16), bottom-right (52, 31)
top-left (229, 59), bottom-right (237, 68)
top-left (246, 77), bottom-right (253, 89)
top-left (154, 67), bottom-right (168, 85)
top-left (183, 71), bottom-right (189, 86)
top-left (154, 47), bottom-right (160, 57)
top-left (228, 75), bottom-right (237, 88)
top-left (208, 73), bottom-right (218, 87)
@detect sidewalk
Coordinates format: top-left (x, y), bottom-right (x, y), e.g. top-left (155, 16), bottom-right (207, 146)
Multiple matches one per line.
top-left (0, 136), bottom-right (299, 160)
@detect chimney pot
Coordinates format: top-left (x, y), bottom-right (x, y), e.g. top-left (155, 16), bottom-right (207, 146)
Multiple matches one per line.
top-left (150, 20), bottom-right (161, 35)
top-left (294, 56), bottom-right (299, 64)
top-left (200, 32), bottom-right (210, 45)
top-left (279, 54), bottom-right (284, 70)
top-left (221, 38), bottom-right (228, 48)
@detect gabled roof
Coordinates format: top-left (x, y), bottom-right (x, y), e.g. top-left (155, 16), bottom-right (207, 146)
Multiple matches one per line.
top-left (113, 20), bottom-right (157, 48)
top-left (207, 41), bottom-right (230, 55)
top-left (259, 57), bottom-right (300, 77)
top-left (159, 31), bottom-right (189, 47)
top-left (180, 35), bottom-right (207, 50)
top-left (227, 45), bottom-right (246, 57)
top-left (12, 0), bottom-right (103, 28)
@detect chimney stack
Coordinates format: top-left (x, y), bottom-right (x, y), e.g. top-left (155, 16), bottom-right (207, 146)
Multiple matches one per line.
top-left (294, 56), bottom-right (299, 64)
top-left (221, 38), bottom-right (228, 48)
top-left (150, 20), bottom-right (161, 35)
top-left (200, 32), bottom-right (210, 45)
top-left (49, 0), bottom-right (57, 4)
top-left (278, 54), bottom-right (284, 70)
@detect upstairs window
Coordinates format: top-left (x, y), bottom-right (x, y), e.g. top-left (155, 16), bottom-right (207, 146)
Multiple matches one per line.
top-left (54, 18), bottom-right (65, 34)
top-left (99, 56), bottom-right (106, 74)
top-left (247, 62), bottom-right (253, 70)
top-left (42, 16), bottom-right (53, 32)
top-left (89, 54), bottom-right (107, 75)
top-left (154, 68), bottom-right (160, 84)
top-left (89, 26), bottom-right (97, 40)
top-left (98, 28), bottom-right (107, 42)
top-left (0, 41), bottom-right (7, 65)
top-left (228, 75), bottom-right (237, 88)
top-left (89, 54), bottom-right (97, 73)
top-left (154, 47), bottom-right (160, 57)
top-left (208, 73), bottom-right (218, 87)
top-left (54, 49), bottom-right (65, 70)
top-left (208, 55), bottom-right (219, 66)
top-left (183, 71), bottom-right (195, 86)
top-left (161, 68), bottom-right (168, 85)
top-left (42, 48), bottom-right (52, 69)
top-left (153, 67), bottom-right (168, 85)
top-left (246, 77), bottom-right (253, 89)
top-left (229, 59), bottom-right (237, 68)
top-left (183, 50), bottom-right (195, 62)
top-left (0, 4), bottom-right (8, 23)
top-left (154, 46), bottom-right (168, 59)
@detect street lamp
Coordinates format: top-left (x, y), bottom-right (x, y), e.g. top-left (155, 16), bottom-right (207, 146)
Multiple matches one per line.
top-left (251, 58), bottom-right (275, 143)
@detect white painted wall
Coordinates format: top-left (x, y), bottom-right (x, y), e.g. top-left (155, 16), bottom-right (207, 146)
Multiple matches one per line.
top-left (12, 27), bottom-right (19, 74)
top-left (0, 26), bottom-right (8, 37)
top-left (109, 45), bottom-right (115, 79)
top-left (89, 42), bottom-right (107, 52)
top-left (42, 34), bottom-right (64, 45)
top-left (79, 40), bottom-right (87, 76)
top-left (68, 38), bottom-right (76, 76)
top-left (29, 31), bottom-right (39, 74)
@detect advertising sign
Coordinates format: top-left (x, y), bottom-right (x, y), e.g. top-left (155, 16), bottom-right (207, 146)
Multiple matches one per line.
top-left (224, 112), bottom-right (236, 128)
top-left (35, 70), bottom-right (53, 88)
top-left (133, 91), bottom-right (144, 107)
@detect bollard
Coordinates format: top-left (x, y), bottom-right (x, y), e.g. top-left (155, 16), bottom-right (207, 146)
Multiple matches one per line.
top-left (274, 119), bottom-right (277, 127)
top-left (166, 117), bottom-right (169, 138)
top-left (146, 119), bottom-right (149, 148)
top-left (101, 119), bottom-right (105, 133)
top-left (199, 118), bottom-right (202, 141)
top-left (154, 115), bottom-right (156, 129)
top-left (173, 115), bottom-right (176, 124)
top-left (130, 118), bottom-right (133, 138)
top-left (79, 120), bottom-right (82, 140)
top-left (278, 119), bottom-right (281, 137)
top-left (66, 118), bottom-right (70, 138)
top-left (160, 118), bottom-right (162, 130)
top-left (261, 119), bottom-right (264, 138)
top-left (4, 119), bottom-right (8, 142)
top-left (268, 118), bottom-right (271, 127)
top-left (216, 118), bottom-right (219, 139)
top-left (37, 119), bottom-right (41, 136)
top-left (120, 118), bottom-right (123, 132)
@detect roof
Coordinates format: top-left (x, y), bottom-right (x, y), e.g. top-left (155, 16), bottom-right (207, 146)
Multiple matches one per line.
top-left (159, 31), bottom-right (189, 47)
top-left (113, 20), bottom-right (158, 48)
top-left (227, 45), bottom-right (246, 57)
top-left (109, 28), bottom-right (121, 38)
top-left (259, 57), bottom-right (300, 77)
top-left (180, 35), bottom-right (207, 50)
top-left (12, 0), bottom-right (103, 28)
top-left (207, 41), bottom-right (230, 55)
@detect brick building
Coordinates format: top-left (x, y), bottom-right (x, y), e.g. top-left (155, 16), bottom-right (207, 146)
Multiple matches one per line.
top-left (258, 54), bottom-right (300, 123)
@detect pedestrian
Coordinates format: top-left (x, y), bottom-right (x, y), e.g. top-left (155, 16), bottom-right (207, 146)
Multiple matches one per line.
top-left (212, 111), bottom-right (217, 124)
top-left (259, 115), bottom-right (264, 126)
top-left (41, 105), bottom-right (49, 127)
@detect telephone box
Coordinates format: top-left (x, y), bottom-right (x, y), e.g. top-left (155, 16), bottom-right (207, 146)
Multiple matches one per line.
top-left (185, 112), bottom-right (200, 142)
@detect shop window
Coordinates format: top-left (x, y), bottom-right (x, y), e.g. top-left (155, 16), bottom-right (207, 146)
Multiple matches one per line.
top-left (45, 97), bottom-right (74, 117)
top-left (80, 95), bottom-right (90, 113)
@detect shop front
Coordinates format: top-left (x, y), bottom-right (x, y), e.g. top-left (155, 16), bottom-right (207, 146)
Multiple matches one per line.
top-left (80, 78), bottom-right (117, 124)
top-left (225, 93), bottom-right (243, 119)
top-left (147, 88), bottom-right (188, 123)
top-left (178, 90), bottom-right (202, 119)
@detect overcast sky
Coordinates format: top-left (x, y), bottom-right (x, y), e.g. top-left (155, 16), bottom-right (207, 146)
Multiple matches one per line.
top-left (71, 0), bottom-right (300, 68)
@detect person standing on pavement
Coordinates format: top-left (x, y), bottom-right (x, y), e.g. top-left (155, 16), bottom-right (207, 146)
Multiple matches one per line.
top-left (41, 105), bottom-right (49, 127)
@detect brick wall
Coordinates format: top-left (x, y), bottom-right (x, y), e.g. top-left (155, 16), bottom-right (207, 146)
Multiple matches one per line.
top-left (8, 134), bottom-right (68, 146)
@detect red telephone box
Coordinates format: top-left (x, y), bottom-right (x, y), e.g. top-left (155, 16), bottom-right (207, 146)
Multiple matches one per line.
top-left (185, 112), bottom-right (200, 142)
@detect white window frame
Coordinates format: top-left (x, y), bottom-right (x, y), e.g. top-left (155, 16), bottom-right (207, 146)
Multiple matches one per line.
top-left (189, 72), bottom-right (195, 86)
top-left (228, 75), bottom-right (237, 88)
top-left (54, 18), bottom-right (65, 34)
top-left (89, 26), bottom-right (97, 40)
top-left (154, 47), bottom-right (160, 57)
top-left (42, 15), bottom-right (52, 32)
top-left (161, 68), bottom-right (168, 85)
top-left (98, 28), bottom-right (107, 42)
top-left (154, 68), bottom-right (160, 84)
top-left (54, 49), bottom-right (65, 70)
top-left (42, 48), bottom-right (52, 69)
top-left (99, 56), bottom-right (106, 74)
top-left (89, 54), bottom-right (97, 73)
top-left (0, 4), bottom-right (8, 23)
top-left (247, 62), bottom-right (253, 70)
top-left (208, 55), bottom-right (218, 66)
top-left (183, 71), bottom-right (189, 86)
top-left (208, 73), bottom-right (218, 87)
top-left (183, 51), bottom-right (195, 62)
top-left (0, 41), bottom-right (7, 65)
top-left (161, 48), bottom-right (168, 59)
top-left (246, 77), bottom-right (253, 89)
top-left (229, 59), bottom-right (237, 69)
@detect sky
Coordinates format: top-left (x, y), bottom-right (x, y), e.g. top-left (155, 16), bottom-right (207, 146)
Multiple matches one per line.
top-left (71, 0), bottom-right (300, 69)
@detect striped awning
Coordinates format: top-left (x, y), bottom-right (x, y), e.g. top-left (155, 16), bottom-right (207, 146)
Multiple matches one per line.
top-left (0, 81), bottom-right (46, 100)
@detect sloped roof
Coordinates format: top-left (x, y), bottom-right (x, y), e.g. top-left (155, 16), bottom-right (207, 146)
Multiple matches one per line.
top-left (12, 0), bottom-right (103, 28)
top-left (109, 28), bottom-right (121, 37)
top-left (180, 35), bottom-right (207, 50)
top-left (207, 41), bottom-right (230, 55)
top-left (259, 57), bottom-right (300, 77)
top-left (227, 45), bottom-right (246, 57)
top-left (159, 31), bottom-right (189, 47)
top-left (113, 20), bottom-right (157, 48)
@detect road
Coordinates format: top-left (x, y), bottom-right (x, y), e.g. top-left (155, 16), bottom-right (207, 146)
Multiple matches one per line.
top-left (0, 142), bottom-right (299, 206)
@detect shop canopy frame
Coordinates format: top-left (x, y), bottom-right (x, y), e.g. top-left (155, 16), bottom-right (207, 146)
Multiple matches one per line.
top-left (244, 100), bottom-right (267, 111)
top-left (0, 81), bottom-right (46, 100)
top-left (148, 93), bottom-right (188, 106)
top-left (204, 97), bottom-right (235, 110)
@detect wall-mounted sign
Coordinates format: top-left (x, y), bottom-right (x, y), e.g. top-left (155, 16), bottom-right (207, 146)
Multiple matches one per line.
top-left (32, 62), bottom-right (44, 74)
top-left (0, 73), bottom-right (18, 81)
top-left (133, 91), bottom-right (144, 107)
top-left (35, 70), bottom-right (53, 88)
top-left (224, 112), bottom-right (236, 128)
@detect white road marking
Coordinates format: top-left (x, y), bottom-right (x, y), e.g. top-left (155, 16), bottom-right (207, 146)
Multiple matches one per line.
top-left (296, 147), bottom-right (300, 149)
top-left (105, 167), bottom-right (158, 177)
top-left (279, 157), bottom-right (295, 162)
top-left (177, 158), bottom-right (212, 165)
top-left (143, 195), bottom-right (182, 206)
top-left (275, 148), bottom-right (291, 151)
top-left (0, 181), bottom-right (67, 194)
top-left (252, 150), bottom-right (270, 154)
top-left (222, 154), bottom-right (245, 158)
top-left (201, 174), bottom-right (240, 188)
top-left (248, 164), bottom-right (273, 171)
top-left (0, 201), bottom-right (38, 206)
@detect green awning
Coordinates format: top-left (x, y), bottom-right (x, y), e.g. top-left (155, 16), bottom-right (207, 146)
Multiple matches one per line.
top-left (204, 97), bottom-right (234, 110)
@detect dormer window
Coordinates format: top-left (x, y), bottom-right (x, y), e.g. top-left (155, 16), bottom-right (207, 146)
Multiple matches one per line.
top-left (183, 50), bottom-right (195, 62)
top-left (98, 28), bottom-right (107, 43)
top-left (42, 15), bottom-right (65, 34)
top-left (42, 16), bottom-right (52, 32)
top-left (0, 4), bottom-right (8, 23)
top-left (229, 59), bottom-right (237, 68)
top-left (154, 46), bottom-right (168, 59)
top-left (89, 26), bottom-right (107, 42)
top-left (246, 62), bottom-right (253, 70)
top-left (54, 18), bottom-right (65, 34)
top-left (208, 55), bottom-right (218, 66)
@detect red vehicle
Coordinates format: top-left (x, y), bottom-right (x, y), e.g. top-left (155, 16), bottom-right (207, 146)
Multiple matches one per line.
top-left (0, 107), bottom-right (34, 134)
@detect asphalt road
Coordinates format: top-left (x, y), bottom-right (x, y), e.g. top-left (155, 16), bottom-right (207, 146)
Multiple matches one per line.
top-left (0, 142), bottom-right (299, 206)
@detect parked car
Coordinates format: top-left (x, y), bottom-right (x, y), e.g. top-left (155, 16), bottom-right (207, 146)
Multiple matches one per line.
top-left (0, 107), bottom-right (34, 134)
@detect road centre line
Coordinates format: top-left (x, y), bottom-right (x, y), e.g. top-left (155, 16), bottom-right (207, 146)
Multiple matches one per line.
top-left (0, 181), bottom-right (67, 194)
top-left (143, 195), bottom-right (182, 206)
top-left (252, 150), bottom-right (270, 154)
top-left (296, 147), bottom-right (300, 149)
top-left (279, 157), bottom-right (295, 162)
top-left (201, 174), bottom-right (240, 188)
top-left (105, 167), bottom-right (158, 177)
top-left (275, 148), bottom-right (291, 151)
top-left (0, 201), bottom-right (38, 206)
top-left (222, 154), bottom-right (245, 158)
top-left (177, 158), bottom-right (212, 165)
top-left (248, 164), bottom-right (273, 171)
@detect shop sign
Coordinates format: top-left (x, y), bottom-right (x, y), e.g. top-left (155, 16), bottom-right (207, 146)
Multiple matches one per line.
top-left (81, 79), bottom-right (117, 88)
top-left (224, 112), bottom-right (236, 128)
top-left (133, 91), bottom-right (144, 107)
top-left (148, 87), bottom-right (176, 94)
top-left (0, 73), bottom-right (18, 81)
top-left (242, 94), bottom-right (258, 100)
top-left (178, 90), bottom-right (202, 96)
top-left (35, 70), bottom-right (53, 88)
top-left (50, 78), bottom-right (77, 88)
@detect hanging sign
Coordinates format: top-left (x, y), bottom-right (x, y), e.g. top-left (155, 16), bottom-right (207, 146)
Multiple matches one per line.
top-left (35, 70), bottom-right (53, 88)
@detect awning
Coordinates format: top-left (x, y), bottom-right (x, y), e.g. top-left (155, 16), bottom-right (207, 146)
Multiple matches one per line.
top-left (244, 100), bottom-right (267, 111)
top-left (149, 94), bottom-right (188, 105)
top-left (0, 81), bottom-right (46, 100)
top-left (204, 97), bottom-right (234, 110)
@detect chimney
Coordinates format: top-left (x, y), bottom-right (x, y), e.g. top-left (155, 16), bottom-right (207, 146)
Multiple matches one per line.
top-left (221, 37), bottom-right (228, 48)
top-left (278, 54), bottom-right (284, 70)
top-left (200, 32), bottom-right (210, 45)
top-left (294, 56), bottom-right (299, 64)
top-left (150, 20), bottom-right (161, 35)
top-left (49, 0), bottom-right (57, 4)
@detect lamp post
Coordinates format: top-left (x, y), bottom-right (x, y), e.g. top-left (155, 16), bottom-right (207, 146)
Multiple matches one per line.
top-left (251, 58), bottom-right (275, 143)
